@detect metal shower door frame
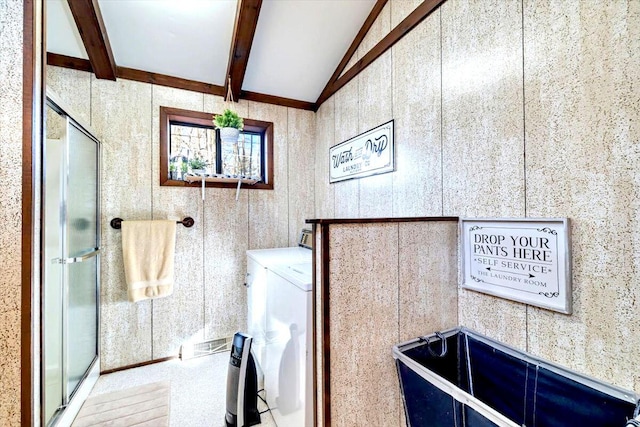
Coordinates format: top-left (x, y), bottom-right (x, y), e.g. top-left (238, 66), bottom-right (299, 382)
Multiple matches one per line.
top-left (43, 90), bottom-right (102, 427)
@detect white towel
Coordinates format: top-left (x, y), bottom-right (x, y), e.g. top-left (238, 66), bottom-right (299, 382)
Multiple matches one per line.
top-left (121, 220), bottom-right (176, 302)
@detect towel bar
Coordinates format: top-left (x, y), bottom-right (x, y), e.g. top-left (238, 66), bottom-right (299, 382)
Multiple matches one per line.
top-left (110, 217), bottom-right (195, 229)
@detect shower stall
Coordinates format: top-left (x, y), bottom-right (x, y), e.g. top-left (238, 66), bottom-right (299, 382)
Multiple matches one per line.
top-left (42, 93), bottom-right (101, 426)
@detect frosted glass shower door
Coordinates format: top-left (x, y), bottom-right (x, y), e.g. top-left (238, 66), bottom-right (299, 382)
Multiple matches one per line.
top-left (43, 95), bottom-right (100, 426)
top-left (65, 122), bottom-right (99, 394)
top-left (43, 105), bottom-right (65, 424)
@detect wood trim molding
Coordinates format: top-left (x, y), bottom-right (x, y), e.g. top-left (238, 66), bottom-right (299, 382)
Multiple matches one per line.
top-left (306, 216), bottom-right (459, 225)
top-left (100, 356), bottom-right (178, 375)
top-left (315, 0), bottom-right (388, 108)
top-left (311, 224), bottom-right (318, 427)
top-left (316, 0), bottom-right (446, 109)
top-left (320, 224), bottom-right (331, 427)
top-left (46, 54), bottom-right (315, 110)
top-left (66, 0), bottom-right (116, 80)
top-left (22, 2), bottom-right (34, 425)
top-left (159, 106), bottom-right (274, 190)
top-left (117, 66), bottom-right (226, 97)
top-left (47, 54), bottom-right (225, 95)
top-left (240, 90), bottom-right (316, 111)
top-left (226, 0), bottom-right (263, 102)
top-left (23, 0), bottom-right (43, 425)
top-left (46, 52), bottom-right (93, 72)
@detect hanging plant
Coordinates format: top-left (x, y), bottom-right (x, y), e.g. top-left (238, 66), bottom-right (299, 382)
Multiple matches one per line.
top-left (214, 109), bottom-right (244, 143)
top-left (213, 109), bottom-right (244, 130)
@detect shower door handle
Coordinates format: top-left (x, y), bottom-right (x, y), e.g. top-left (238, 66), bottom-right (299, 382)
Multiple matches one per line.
top-left (68, 248), bottom-right (100, 264)
top-left (52, 248), bottom-right (100, 264)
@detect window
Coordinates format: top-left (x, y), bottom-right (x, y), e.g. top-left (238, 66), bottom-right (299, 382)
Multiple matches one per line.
top-left (159, 106), bottom-right (273, 189)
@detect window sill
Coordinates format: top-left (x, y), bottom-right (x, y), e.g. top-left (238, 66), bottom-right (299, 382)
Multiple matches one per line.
top-left (161, 175), bottom-right (273, 190)
top-left (184, 174), bottom-right (258, 185)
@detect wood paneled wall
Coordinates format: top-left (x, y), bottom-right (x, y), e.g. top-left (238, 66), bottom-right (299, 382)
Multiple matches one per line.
top-left (47, 66), bottom-right (316, 371)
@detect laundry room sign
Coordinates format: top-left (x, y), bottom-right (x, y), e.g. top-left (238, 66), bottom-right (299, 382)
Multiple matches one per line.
top-left (461, 218), bottom-right (572, 314)
top-left (329, 120), bottom-right (394, 183)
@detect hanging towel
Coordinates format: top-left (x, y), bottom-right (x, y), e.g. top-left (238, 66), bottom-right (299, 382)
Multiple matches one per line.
top-left (122, 220), bottom-right (176, 302)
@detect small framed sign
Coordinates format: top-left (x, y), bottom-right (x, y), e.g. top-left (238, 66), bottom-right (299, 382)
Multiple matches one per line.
top-left (329, 120), bottom-right (394, 183)
top-left (461, 218), bottom-right (572, 314)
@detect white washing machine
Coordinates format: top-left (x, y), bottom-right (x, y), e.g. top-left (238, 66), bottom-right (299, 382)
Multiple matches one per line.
top-left (246, 245), bottom-right (310, 374)
top-left (245, 230), bottom-right (313, 427)
top-left (264, 262), bottom-right (312, 427)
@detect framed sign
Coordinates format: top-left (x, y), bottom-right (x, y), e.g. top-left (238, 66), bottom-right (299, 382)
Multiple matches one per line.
top-left (329, 120), bottom-right (394, 183)
top-left (461, 218), bottom-right (572, 314)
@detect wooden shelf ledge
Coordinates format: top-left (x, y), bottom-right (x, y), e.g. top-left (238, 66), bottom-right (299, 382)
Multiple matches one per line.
top-left (183, 174), bottom-right (259, 185)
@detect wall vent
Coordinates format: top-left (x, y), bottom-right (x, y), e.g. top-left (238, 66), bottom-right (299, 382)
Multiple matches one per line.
top-left (180, 337), bottom-right (232, 360)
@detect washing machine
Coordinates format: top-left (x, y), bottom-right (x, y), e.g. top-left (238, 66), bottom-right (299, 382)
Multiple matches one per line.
top-left (263, 261), bottom-right (312, 427)
top-left (246, 245), bottom-right (310, 374)
top-left (245, 230), bottom-right (313, 427)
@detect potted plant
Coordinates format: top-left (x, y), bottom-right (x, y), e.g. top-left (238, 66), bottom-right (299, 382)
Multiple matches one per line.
top-left (180, 161), bottom-right (188, 180)
top-left (169, 162), bottom-right (177, 180)
top-left (213, 109), bottom-right (244, 143)
top-left (189, 156), bottom-right (207, 175)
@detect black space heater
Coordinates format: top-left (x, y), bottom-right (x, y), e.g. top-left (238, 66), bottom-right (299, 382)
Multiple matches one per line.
top-left (225, 332), bottom-right (261, 427)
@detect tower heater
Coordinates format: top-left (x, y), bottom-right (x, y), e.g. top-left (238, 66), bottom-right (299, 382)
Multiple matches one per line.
top-left (225, 333), bottom-right (261, 427)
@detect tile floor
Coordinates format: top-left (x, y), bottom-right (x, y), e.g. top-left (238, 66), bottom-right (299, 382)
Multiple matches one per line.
top-left (85, 352), bottom-right (277, 427)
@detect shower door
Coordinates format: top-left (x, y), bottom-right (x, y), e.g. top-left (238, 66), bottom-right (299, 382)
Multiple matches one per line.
top-left (43, 95), bottom-right (101, 426)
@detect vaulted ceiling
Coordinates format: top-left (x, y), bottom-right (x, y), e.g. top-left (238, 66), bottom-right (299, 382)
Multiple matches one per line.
top-left (46, 0), bottom-right (385, 110)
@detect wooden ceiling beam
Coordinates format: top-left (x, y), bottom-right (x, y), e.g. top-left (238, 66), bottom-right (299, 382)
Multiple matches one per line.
top-left (315, 0), bottom-right (388, 108)
top-left (316, 0), bottom-right (446, 109)
top-left (67, 0), bottom-right (116, 80)
top-left (225, 0), bottom-right (263, 102)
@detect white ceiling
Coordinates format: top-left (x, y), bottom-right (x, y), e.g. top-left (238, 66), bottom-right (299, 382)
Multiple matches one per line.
top-left (242, 0), bottom-right (376, 101)
top-left (47, 0), bottom-right (88, 59)
top-left (99, 0), bottom-right (237, 86)
top-left (46, 0), bottom-right (377, 103)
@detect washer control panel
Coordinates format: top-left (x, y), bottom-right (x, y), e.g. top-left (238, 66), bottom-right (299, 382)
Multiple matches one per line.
top-left (298, 229), bottom-right (313, 249)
